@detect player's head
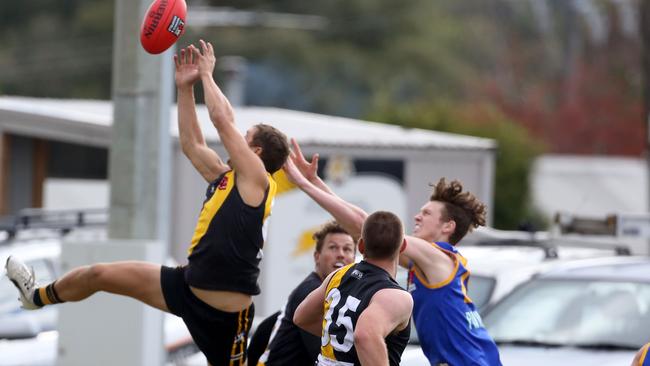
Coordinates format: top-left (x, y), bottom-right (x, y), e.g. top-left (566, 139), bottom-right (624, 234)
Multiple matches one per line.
top-left (313, 221), bottom-right (356, 280)
top-left (359, 211), bottom-right (405, 260)
top-left (413, 178), bottom-right (486, 244)
top-left (245, 124), bottom-right (290, 174)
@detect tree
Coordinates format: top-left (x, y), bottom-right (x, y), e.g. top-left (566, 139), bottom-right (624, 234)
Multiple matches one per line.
top-left (369, 100), bottom-right (545, 230)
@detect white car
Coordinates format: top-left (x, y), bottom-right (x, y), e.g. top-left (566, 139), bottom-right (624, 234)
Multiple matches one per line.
top-left (0, 230), bottom-right (199, 366)
top-left (484, 257), bottom-right (650, 366)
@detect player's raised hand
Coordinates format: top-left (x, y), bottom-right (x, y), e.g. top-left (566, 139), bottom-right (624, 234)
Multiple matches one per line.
top-left (290, 138), bottom-right (320, 182)
top-left (192, 39), bottom-right (216, 78)
top-left (174, 46), bottom-right (200, 88)
top-left (283, 155), bottom-right (310, 188)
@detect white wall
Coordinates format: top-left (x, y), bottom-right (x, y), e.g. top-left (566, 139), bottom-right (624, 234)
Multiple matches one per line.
top-left (43, 178), bottom-right (109, 210)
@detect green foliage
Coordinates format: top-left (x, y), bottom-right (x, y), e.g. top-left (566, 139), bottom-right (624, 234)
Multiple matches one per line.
top-left (368, 101), bottom-right (546, 230)
top-left (0, 0), bottom-right (640, 221)
top-left (0, 0), bottom-right (113, 98)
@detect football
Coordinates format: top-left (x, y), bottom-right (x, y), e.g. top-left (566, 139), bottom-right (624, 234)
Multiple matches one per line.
top-left (140, 0), bottom-right (187, 54)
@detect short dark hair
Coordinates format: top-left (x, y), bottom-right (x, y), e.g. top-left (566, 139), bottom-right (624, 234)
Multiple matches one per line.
top-left (250, 123), bottom-right (290, 174)
top-left (361, 211), bottom-right (404, 260)
top-left (313, 221), bottom-right (352, 252)
top-left (430, 178), bottom-right (487, 244)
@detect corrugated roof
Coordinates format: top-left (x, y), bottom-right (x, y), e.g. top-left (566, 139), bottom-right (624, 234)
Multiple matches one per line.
top-left (0, 96), bottom-right (495, 150)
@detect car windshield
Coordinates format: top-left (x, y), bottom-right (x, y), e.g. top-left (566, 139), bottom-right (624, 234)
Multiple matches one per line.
top-left (483, 278), bottom-right (650, 349)
top-left (467, 275), bottom-right (496, 311)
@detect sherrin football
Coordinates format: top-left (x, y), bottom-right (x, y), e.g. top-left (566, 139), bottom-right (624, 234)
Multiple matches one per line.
top-left (140, 0), bottom-right (187, 54)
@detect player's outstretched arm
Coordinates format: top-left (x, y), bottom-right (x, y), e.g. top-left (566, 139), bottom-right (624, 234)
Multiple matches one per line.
top-left (284, 157), bottom-right (366, 240)
top-left (354, 289), bottom-right (413, 366)
top-left (294, 271), bottom-right (336, 336)
top-left (175, 45), bottom-right (229, 182)
top-left (193, 40), bottom-right (268, 204)
top-left (289, 138), bottom-right (369, 220)
top-left (400, 234), bottom-right (456, 282)
top-left (631, 343), bottom-right (649, 366)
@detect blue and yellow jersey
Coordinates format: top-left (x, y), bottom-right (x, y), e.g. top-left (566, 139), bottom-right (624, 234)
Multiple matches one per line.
top-left (407, 242), bottom-right (502, 366)
top-left (639, 343), bottom-right (650, 366)
top-left (184, 170), bottom-right (276, 295)
top-left (319, 261), bottom-right (410, 366)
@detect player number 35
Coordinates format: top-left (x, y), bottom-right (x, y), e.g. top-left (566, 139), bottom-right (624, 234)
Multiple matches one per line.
top-left (322, 288), bottom-right (361, 353)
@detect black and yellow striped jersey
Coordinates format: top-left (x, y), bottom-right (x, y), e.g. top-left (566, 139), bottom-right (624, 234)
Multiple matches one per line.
top-left (318, 261), bottom-right (410, 366)
top-left (184, 170), bottom-right (277, 295)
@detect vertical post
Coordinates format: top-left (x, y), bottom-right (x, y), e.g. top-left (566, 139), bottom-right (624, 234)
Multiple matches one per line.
top-left (57, 0), bottom-right (172, 364)
top-left (31, 139), bottom-right (48, 208)
top-left (109, 0), bottom-right (172, 242)
top-left (0, 133), bottom-right (8, 215)
top-left (642, 0), bottom-right (650, 256)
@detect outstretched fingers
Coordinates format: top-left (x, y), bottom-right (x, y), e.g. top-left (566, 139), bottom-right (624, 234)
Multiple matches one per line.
top-left (187, 45), bottom-right (198, 63)
top-left (290, 138), bottom-right (319, 178)
top-left (291, 138), bottom-right (304, 159)
top-left (198, 39), bottom-right (214, 56)
top-left (188, 44), bottom-right (194, 64)
top-left (291, 138), bottom-right (315, 165)
top-left (310, 153), bottom-right (320, 168)
top-left (174, 44), bottom-right (204, 68)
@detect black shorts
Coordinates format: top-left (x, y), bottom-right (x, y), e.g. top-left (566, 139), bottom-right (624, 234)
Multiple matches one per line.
top-left (161, 266), bottom-right (254, 366)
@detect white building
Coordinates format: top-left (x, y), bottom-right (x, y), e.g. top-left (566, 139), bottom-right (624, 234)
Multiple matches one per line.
top-left (532, 154), bottom-right (648, 218)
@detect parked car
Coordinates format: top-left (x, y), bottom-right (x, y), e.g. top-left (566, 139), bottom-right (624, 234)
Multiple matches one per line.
top-left (460, 243), bottom-right (628, 311)
top-left (0, 230), bottom-right (199, 365)
top-left (483, 256), bottom-right (650, 366)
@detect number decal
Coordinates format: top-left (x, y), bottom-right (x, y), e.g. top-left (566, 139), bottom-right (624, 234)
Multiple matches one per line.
top-left (322, 288), bottom-right (342, 346)
top-left (322, 288), bottom-right (361, 352)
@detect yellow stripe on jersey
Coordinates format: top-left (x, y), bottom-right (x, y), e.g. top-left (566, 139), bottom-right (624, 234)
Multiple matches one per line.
top-left (457, 252), bottom-right (468, 267)
top-left (411, 243), bottom-right (460, 289)
top-left (321, 264), bottom-right (354, 360)
top-left (456, 253), bottom-right (474, 303)
top-left (460, 271), bottom-right (473, 303)
top-left (230, 309), bottom-right (244, 366)
top-left (187, 170), bottom-right (236, 255)
top-left (640, 343), bottom-right (650, 366)
top-left (263, 175), bottom-right (277, 222)
top-left (240, 307), bottom-right (250, 366)
top-left (271, 169), bottom-right (296, 195)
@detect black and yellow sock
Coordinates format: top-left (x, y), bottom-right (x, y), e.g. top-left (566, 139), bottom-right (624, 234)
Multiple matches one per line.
top-left (33, 281), bottom-right (64, 307)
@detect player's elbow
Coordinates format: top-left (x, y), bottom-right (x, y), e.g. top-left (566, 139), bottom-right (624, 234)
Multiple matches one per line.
top-left (351, 211), bottom-right (367, 235)
top-left (207, 105), bottom-right (234, 127)
top-left (293, 308), bottom-right (307, 330)
top-left (180, 141), bottom-right (195, 158)
top-left (354, 327), bottom-right (379, 350)
top-left (179, 137), bottom-right (204, 156)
